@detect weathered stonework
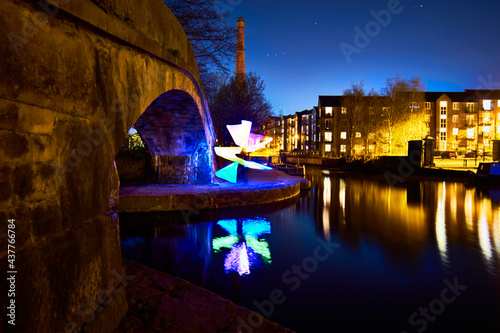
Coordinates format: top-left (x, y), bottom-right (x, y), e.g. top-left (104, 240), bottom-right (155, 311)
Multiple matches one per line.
top-left (0, 0), bottom-right (214, 332)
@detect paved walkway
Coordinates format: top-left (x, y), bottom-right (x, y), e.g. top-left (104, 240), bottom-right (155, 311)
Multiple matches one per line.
top-left (115, 261), bottom-right (294, 333)
top-left (433, 156), bottom-right (491, 171)
top-left (119, 169), bottom-right (310, 213)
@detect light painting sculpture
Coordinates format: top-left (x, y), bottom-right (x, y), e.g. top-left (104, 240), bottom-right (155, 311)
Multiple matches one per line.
top-left (215, 120), bottom-right (273, 183)
top-left (212, 218), bottom-right (272, 276)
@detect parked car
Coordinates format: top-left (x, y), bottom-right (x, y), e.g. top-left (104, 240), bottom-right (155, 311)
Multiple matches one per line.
top-left (465, 149), bottom-right (483, 158)
top-left (440, 151), bottom-right (457, 158)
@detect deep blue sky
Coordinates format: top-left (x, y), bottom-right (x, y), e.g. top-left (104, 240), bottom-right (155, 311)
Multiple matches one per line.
top-left (225, 0), bottom-right (500, 115)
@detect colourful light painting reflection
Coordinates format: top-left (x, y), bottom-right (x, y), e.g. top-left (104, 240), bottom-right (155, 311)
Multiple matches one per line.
top-left (212, 218), bottom-right (271, 276)
top-left (215, 120), bottom-right (272, 183)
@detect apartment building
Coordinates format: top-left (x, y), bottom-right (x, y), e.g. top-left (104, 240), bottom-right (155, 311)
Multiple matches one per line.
top-left (426, 90), bottom-right (500, 153)
top-left (262, 89), bottom-right (500, 157)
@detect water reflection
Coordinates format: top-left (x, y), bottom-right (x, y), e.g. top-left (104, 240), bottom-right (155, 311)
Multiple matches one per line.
top-left (322, 177), bottom-right (331, 240)
top-left (313, 173), bottom-right (500, 274)
top-left (120, 170), bottom-right (500, 332)
top-left (213, 218), bottom-right (271, 276)
top-left (435, 182), bottom-right (448, 266)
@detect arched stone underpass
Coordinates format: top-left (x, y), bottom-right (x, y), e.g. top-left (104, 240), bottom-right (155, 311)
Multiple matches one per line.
top-left (0, 0), bottom-right (214, 332)
top-left (131, 89), bottom-right (212, 184)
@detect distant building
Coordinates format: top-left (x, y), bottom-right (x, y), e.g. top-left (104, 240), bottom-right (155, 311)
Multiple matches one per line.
top-left (425, 90), bottom-right (500, 153)
top-left (262, 89), bottom-right (500, 158)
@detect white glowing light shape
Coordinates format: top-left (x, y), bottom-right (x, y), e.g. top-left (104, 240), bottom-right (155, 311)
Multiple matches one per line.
top-left (227, 120), bottom-right (252, 148)
top-left (214, 120), bottom-right (273, 183)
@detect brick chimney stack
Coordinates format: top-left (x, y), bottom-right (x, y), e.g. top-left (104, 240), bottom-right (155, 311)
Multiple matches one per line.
top-left (236, 17), bottom-right (245, 83)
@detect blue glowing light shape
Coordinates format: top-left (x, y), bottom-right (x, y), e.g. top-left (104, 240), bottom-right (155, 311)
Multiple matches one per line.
top-left (214, 120), bottom-right (273, 183)
top-left (212, 218), bottom-right (272, 276)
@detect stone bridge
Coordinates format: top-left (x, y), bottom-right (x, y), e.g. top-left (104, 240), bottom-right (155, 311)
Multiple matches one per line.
top-left (0, 0), bottom-right (214, 332)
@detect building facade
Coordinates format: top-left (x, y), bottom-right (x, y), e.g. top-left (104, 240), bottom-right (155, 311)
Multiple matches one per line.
top-left (262, 89), bottom-right (500, 158)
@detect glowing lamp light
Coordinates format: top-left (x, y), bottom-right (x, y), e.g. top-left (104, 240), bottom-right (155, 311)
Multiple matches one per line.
top-left (215, 120), bottom-right (273, 183)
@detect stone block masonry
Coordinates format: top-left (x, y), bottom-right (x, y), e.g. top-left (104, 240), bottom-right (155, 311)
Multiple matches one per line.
top-left (0, 0), bottom-right (214, 331)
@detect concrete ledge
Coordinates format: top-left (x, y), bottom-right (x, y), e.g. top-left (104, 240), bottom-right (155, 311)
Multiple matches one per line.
top-left (119, 170), bottom-right (305, 213)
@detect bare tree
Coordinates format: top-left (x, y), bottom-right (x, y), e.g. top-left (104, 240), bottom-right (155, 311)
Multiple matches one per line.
top-left (378, 75), bottom-right (426, 155)
top-left (163, 0), bottom-right (236, 87)
top-left (342, 81), bottom-right (366, 159)
top-left (209, 72), bottom-right (273, 145)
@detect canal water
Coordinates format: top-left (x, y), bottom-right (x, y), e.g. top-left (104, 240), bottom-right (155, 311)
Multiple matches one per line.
top-left (120, 168), bottom-right (500, 333)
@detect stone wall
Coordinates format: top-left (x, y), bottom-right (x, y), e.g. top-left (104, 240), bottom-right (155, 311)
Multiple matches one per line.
top-left (115, 150), bottom-right (148, 183)
top-left (0, 0), bottom-right (214, 332)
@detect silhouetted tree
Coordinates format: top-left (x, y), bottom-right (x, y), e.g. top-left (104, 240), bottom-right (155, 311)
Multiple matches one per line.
top-left (163, 0), bottom-right (236, 88)
top-left (209, 72), bottom-right (273, 145)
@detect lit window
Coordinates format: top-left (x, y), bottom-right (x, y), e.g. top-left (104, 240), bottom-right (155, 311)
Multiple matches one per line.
top-left (453, 102), bottom-right (459, 110)
top-left (425, 102), bottom-right (431, 109)
top-left (425, 114), bottom-right (431, 122)
top-left (483, 126), bottom-right (490, 133)
top-left (440, 119), bottom-right (447, 129)
top-left (340, 132), bottom-right (347, 139)
top-left (466, 115), bottom-right (475, 125)
top-left (369, 132), bottom-right (375, 138)
top-left (483, 100), bottom-right (493, 111)
top-left (498, 126), bottom-right (500, 134)
top-left (325, 132), bottom-right (333, 142)
top-left (341, 107), bottom-right (347, 114)
top-left (467, 128), bottom-right (475, 139)
top-left (498, 113), bottom-right (500, 121)
top-left (355, 132), bottom-right (361, 138)
top-left (440, 101), bottom-right (447, 115)
top-left (369, 145), bottom-right (375, 152)
top-left (452, 115), bottom-right (458, 123)
top-left (340, 145), bottom-right (346, 152)
top-left (325, 144), bottom-right (331, 152)
top-left (453, 128), bottom-right (459, 135)
top-left (466, 103), bottom-right (476, 112)
top-left (485, 139), bottom-right (490, 146)
top-left (325, 107), bottom-right (333, 116)
top-left (498, 101), bottom-right (500, 107)
top-left (483, 113), bottom-right (491, 124)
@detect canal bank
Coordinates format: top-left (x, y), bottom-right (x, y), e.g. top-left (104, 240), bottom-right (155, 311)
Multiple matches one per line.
top-left (119, 169), bottom-right (310, 213)
top-left (283, 155), bottom-right (480, 183)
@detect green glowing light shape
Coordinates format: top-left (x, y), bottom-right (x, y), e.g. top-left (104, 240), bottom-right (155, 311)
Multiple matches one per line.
top-left (215, 162), bottom-right (239, 183)
top-left (213, 235), bottom-right (239, 253)
top-left (245, 237), bottom-right (272, 264)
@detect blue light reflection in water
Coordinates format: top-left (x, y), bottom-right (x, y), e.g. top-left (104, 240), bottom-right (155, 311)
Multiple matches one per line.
top-left (213, 218), bottom-right (272, 276)
top-left (120, 169), bottom-right (500, 333)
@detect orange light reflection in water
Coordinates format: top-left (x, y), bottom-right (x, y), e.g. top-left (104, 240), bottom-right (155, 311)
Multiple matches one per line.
top-left (320, 176), bottom-right (500, 268)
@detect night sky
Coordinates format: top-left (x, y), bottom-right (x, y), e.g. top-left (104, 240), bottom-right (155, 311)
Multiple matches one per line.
top-left (226, 0), bottom-right (500, 115)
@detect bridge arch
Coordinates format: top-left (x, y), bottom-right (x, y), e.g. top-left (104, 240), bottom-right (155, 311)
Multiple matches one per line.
top-left (0, 0), bottom-right (214, 332)
top-left (128, 89), bottom-right (213, 184)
